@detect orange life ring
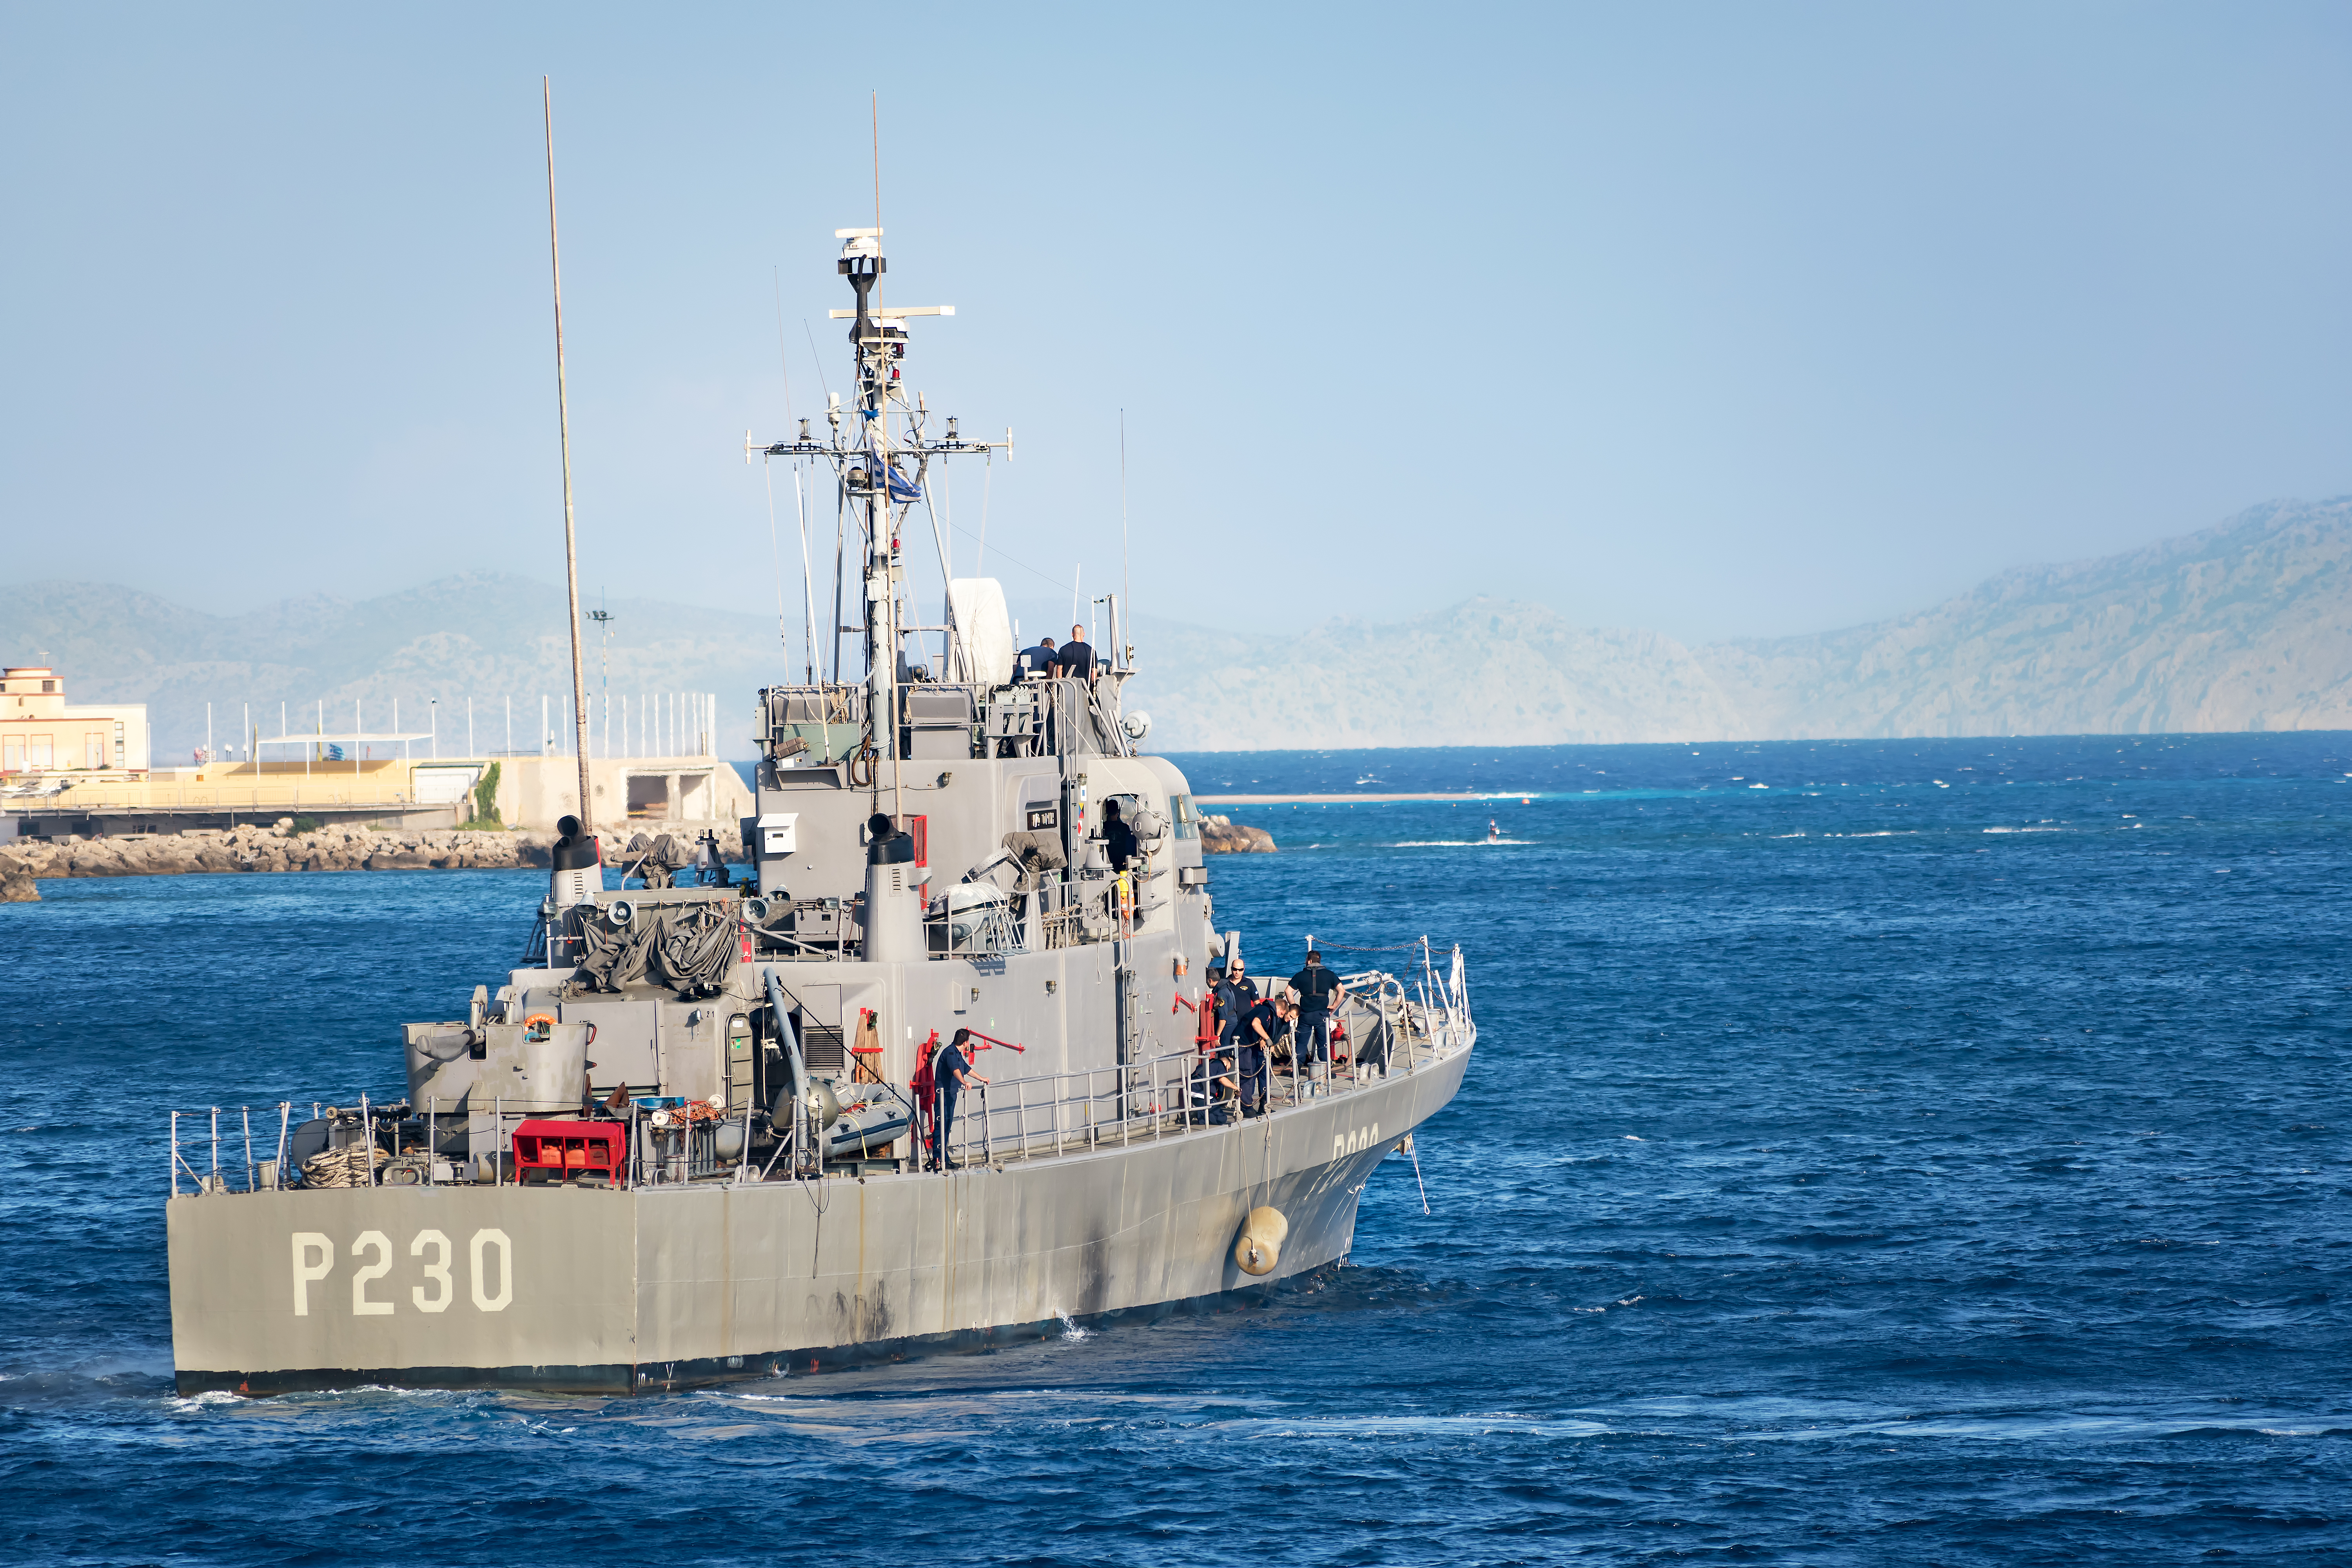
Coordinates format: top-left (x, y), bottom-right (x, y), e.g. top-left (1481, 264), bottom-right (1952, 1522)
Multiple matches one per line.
top-left (523, 1013), bottom-right (556, 1040)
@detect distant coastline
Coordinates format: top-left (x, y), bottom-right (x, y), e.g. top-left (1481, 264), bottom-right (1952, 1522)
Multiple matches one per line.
top-left (6, 497), bottom-right (2349, 762)
top-left (1134, 497), bottom-right (2352, 750)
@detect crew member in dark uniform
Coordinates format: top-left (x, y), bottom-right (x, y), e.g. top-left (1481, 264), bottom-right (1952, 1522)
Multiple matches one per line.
top-left (1216, 958), bottom-right (1260, 1056)
top-left (1054, 625), bottom-right (1096, 682)
top-left (1239, 994), bottom-right (1285, 1116)
top-left (1188, 1040), bottom-right (1237, 1125)
top-left (1288, 949), bottom-right (1346, 1073)
top-left (930, 1026), bottom-right (987, 1169)
top-left (1016, 635), bottom-right (1057, 679)
top-left (1102, 799), bottom-right (1140, 871)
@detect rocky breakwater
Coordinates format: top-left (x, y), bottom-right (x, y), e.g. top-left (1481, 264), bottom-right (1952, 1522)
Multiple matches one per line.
top-left (0, 821), bottom-right (747, 901)
top-left (1199, 814), bottom-right (1277, 854)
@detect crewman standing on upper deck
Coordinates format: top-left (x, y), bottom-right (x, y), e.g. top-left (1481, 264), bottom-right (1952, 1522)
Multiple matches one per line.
top-left (1216, 959), bottom-right (1260, 1055)
top-left (1289, 950), bottom-right (1347, 1077)
top-left (1054, 626), bottom-right (1096, 683)
top-left (929, 1027), bottom-right (988, 1170)
top-left (1102, 799), bottom-right (1140, 872)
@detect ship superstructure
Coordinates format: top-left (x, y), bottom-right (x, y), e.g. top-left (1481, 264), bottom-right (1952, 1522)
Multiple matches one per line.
top-left (162, 228), bottom-right (1475, 1396)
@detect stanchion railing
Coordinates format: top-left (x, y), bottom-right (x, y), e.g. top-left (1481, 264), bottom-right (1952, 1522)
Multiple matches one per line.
top-left (927, 967), bottom-right (1470, 1172)
top-left (160, 957), bottom-right (1474, 1197)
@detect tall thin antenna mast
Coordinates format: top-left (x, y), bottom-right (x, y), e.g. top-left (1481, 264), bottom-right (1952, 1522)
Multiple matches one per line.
top-left (1119, 408), bottom-right (1131, 668)
top-left (544, 77), bottom-right (594, 834)
top-left (976, 457), bottom-right (991, 576)
top-left (774, 270), bottom-right (818, 684)
top-left (772, 268), bottom-right (796, 423)
top-left (764, 269), bottom-right (797, 668)
top-left (762, 458), bottom-right (791, 645)
top-left (795, 465), bottom-right (817, 685)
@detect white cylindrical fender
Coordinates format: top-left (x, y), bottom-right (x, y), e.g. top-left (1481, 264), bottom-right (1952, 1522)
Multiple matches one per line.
top-left (1232, 1205), bottom-right (1289, 1276)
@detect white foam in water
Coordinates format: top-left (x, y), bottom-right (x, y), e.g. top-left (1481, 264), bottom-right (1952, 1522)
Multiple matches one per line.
top-left (1059, 1313), bottom-right (1090, 1341)
top-left (168, 1389), bottom-right (246, 1411)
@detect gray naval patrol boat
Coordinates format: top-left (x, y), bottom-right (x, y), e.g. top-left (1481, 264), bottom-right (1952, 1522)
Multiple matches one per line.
top-left (164, 226), bottom-right (1476, 1396)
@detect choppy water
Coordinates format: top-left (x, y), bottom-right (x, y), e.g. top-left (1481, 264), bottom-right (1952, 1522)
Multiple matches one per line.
top-left (5, 733), bottom-right (2349, 1564)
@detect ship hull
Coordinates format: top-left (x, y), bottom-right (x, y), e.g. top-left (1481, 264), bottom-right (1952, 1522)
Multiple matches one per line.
top-left (168, 1046), bottom-right (1468, 1396)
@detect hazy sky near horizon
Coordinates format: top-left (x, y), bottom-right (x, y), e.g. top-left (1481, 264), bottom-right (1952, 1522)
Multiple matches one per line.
top-left (4, 2), bottom-right (2349, 652)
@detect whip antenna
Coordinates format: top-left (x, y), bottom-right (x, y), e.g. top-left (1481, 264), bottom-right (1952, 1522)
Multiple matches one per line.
top-left (1120, 408), bottom-right (1131, 665)
top-left (543, 77), bottom-right (593, 833)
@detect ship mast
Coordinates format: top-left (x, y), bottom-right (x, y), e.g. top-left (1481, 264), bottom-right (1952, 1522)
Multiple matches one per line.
top-left (751, 229), bottom-right (1007, 810)
top-left (838, 229), bottom-right (896, 810)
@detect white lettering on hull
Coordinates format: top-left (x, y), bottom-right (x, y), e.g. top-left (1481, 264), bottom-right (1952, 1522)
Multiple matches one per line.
top-left (470, 1229), bottom-right (513, 1312)
top-left (350, 1231), bottom-right (394, 1315)
top-left (290, 1232), bottom-right (332, 1316)
top-left (411, 1230), bottom-right (452, 1313)
top-left (286, 1228), bottom-right (512, 1317)
top-left (1332, 1123), bottom-right (1382, 1160)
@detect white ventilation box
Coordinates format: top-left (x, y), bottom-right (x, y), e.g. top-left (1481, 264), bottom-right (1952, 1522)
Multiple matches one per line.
top-left (757, 812), bottom-right (798, 856)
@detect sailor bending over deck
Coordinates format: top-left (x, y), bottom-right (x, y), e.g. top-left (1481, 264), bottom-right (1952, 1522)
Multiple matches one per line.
top-left (1238, 994), bottom-right (1287, 1117)
top-left (1189, 1036), bottom-right (1237, 1125)
top-left (1016, 635), bottom-right (1056, 680)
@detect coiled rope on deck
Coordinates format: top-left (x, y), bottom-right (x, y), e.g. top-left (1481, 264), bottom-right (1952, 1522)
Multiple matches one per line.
top-left (301, 1143), bottom-right (387, 1189)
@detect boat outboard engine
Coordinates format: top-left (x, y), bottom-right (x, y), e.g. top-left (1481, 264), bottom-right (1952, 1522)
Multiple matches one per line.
top-left (549, 814), bottom-right (603, 909)
top-left (862, 811), bottom-right (923, 963)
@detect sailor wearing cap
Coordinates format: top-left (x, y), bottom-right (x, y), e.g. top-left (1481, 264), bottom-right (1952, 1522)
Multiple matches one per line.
top-left (1216, 959), bottom-right (1260, 1054)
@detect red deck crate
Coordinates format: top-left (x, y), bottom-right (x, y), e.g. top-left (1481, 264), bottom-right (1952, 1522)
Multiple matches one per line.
top-left (512, 1119), bottom-right (626, 1184)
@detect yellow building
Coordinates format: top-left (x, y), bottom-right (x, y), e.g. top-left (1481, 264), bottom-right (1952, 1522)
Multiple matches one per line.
top-left (0, 666), bottom-right (149, 774)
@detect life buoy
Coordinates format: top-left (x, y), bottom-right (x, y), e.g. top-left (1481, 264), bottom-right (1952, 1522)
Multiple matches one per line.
top-left (523, 1013), bottom-right (556, 1041)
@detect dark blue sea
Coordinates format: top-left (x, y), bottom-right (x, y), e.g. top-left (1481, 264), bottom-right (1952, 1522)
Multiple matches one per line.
top-left (5, 734), bottom-right (2349, 1565)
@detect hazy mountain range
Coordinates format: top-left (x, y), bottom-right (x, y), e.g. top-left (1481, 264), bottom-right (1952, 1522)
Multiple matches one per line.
top-left (0, 576), bottom-right (786, 764)
top-left (1140, 497), bottom-right (2352, 748)
top-left (5, 498), bottom-right (2348, 762)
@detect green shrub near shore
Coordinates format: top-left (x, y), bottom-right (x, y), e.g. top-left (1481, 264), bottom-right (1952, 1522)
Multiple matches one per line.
top-left (456, 762), bottom-right (503, 830)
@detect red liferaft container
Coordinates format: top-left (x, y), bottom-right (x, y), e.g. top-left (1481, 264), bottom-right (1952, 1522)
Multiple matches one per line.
top-left (512, 1119), bottom-right (626, 1183)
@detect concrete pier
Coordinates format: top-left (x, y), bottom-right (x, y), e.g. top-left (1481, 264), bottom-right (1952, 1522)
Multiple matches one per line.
top-left (5, 753), bottom-right (749, 838)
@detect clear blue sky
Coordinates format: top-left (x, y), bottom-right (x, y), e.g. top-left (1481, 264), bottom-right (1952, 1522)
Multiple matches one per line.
top-left (4, 2), bottom-right (2348, 650)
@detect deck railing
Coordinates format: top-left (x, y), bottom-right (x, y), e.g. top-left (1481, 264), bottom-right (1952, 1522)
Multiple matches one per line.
top-left (167, 953), bottom-right (1475, 1195)
top-left (933, 965), bottom-right (1468, 1170)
